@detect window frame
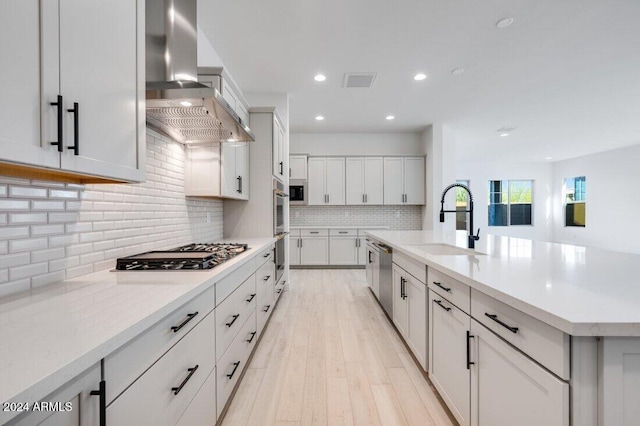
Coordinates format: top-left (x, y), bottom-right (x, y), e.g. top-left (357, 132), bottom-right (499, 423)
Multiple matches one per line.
top-left (487, 179), bottom-right (534, 227)
top-left (563, 176), bottom-right (586, 228)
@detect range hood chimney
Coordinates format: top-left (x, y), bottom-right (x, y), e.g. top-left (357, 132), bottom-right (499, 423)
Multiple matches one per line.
top-left (145, 0), bottom-right (254, 144)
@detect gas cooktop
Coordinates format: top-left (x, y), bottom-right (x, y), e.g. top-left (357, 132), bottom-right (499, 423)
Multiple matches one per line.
top-left (115, 243), bottom-right (249, 271)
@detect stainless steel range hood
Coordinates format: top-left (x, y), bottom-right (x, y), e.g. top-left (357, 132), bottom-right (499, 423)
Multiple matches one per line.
top-left (145, 0), bottom-right (254, 144)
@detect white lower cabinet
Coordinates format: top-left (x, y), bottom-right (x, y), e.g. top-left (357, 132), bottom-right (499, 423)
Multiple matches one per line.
top-left (300, 237), bottom-right (329, 265)
top-left (392, 262), bottom-right (427, 369)
top-left (329, 236), bottom-right (358, 265)
top-left (289, 233), bottom-right (301, 266)
top-left (176, 367), bottom-right (216, 426)
top-left (470, 318), bottom-right (569, 426)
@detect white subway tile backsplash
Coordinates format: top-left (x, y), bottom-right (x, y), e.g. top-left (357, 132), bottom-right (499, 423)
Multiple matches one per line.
top-left (31, 247), bottom-right (66, 263)
top-left (65, 223), bottom-right (92, 233)
top-left (9, 186), bottom-right (48, 198)
top-left (0, 241), bottom-right (7, 255)
top-left (49, 256), bottom-right (80, 272)
top-left (66, 264), bottom-right (93, 279)
top-left (0, 226), bottom-right (29, 240)
top-left (31, 224), bottom-right (65, 237)
top-left (0, 185), bottom-right (6, 197)
top-left (0, 253), bottom-right (30, 269)
top-left (79, 252), bottom-right (104, 266)
top-left (0, 279), bottom-right (30, 298)
top-left (65, 243), bottom-right (93, 257)
top-left (0, 269), bottom-right (7, 283)
top-left (0, 199), bottom-right (30, 210)
top-left (49, 234), bottom-right (79, 247)
top-left (10, 262), bottom-right (47, 281)
top-left (32, 200), bottom-right (65, 211)
top-left (9, 213), bottom-right (48, 225)
top-left (290, 205), bottom-right (423, 230)
top-left (0, 214), bottom-right (6, 225)
top-left (49, 189), bottom-right (79, 199)
top-left (32, 271), bottom-right (65, 288)
top-left (49, 212), bottom-right (80, 223)
top-left (10, 238), bottom-right (48, 253)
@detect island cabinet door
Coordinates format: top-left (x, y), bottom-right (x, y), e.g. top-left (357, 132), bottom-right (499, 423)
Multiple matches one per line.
top-left (470, 319), bottom-right (569, 426)
top-left (407, 274), bottom-right (427, 369)
top-left (392, 264), bottom-right (408, 338)
top-left (428, 291), bottom-right (470, 426)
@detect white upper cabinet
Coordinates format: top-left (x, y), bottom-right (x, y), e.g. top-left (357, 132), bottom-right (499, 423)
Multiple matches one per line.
top-left (185, 143), bottom-right (248, 200)
top-left (289, 155), bottom-right (308, 180)
top-left (307, 157), bottom-right (345, 205)
top-left (0, 0), bottom-right (145, 183)
top-left (383, 157), bottom-right (425, 205)
top-left (273, 116), bottom-right (286, 182)
top-left (221, 144), bottom-right (249, 200)
top-left (346, 157), bottom-right (384, 205)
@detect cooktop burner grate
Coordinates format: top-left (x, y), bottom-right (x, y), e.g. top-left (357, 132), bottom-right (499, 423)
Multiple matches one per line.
top-left (115, 243), bottom-right (249, 271)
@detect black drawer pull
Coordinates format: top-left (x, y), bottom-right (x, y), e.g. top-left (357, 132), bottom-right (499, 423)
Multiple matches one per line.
top-left (172, 365), bottom-right (199, 395)
top-left (263, 304), bottom-right (271, 312)
top-left (90, 380), bottom-right (106, 426)
top-left (310, 231), bottom-right (319, 234)
top-left (226, 314), bottom-right (240, 327)
top-left (263, 253), bottom-right (270, 258)
top-left (246, 293), bottom-right (256, 302)
top-left (276, 288), bottom-right (282, 294)
top-left (263, 275), bottom-right (271, 281)
top-left (246, 331), bottom-right (257, 343)
top-left (434, 300), bottom-right (451, 312)
top-left (485, 313), bottom-right (519, 334)
top-left (66, 102), bottom-right (79, 155)
top-left (171, 311), bottom-right (199, 333)
top-left (339, 231), bottom-right (348, 234)
top-left (227, 361), bottom-right (241, 379)
top-left (50, 95), bottom-right (63, 152)
top-left (433, 281), bottom-right (451, 292)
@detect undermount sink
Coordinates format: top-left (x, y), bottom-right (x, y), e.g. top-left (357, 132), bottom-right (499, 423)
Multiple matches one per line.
top-left (408, 243), bottom-right (486, 256)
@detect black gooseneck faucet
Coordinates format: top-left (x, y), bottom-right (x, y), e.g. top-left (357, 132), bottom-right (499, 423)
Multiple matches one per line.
top-left (440, 183), bottom-right (480, 249)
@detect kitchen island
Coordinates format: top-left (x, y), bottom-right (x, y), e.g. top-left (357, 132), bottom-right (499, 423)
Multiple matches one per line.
top-left (366, 230), bottom-right (640, 426)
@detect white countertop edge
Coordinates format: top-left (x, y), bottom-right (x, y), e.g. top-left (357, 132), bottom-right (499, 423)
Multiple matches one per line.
top-left (0, 237), bottom-right (276, 421)
top-left (290, 225), bottom-right (390, 230)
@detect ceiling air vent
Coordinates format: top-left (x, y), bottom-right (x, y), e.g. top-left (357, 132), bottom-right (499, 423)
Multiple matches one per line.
top-left (343, 72), bottom-right (377, 88)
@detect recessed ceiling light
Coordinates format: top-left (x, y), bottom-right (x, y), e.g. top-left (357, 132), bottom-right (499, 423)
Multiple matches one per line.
top-left (497, 127), bottom-right (515, 135)
top-left (386, 115), bottom-right (395, 120)
top-left (545, 156), bottom-right (553, 161)
top-left (451, 68), bottom-right (465, 76)
top-left (496, 17), bottom-right (514, 29)
top-left (179, 101), bottom-right (192, 107)
top-left (314, 74), bottom-right (326, 82)
top-left (413, 73), bottom-right (427, 81)
top-left (315, 115), bottom-right (325, 121)
top-left (500, 133), bottom-right (509, 137)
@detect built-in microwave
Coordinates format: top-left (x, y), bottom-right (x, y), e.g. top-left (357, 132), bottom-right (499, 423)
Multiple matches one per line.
top-left (289, 180), bottom-right (307, 205)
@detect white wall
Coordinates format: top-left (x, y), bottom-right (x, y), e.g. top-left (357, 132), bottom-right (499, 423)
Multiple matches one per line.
top-left (456, 159), bottom-right (554, 241)
top-left (423, 124), bottom-right (457, 231)
top-left (290, 133), bottom-right (423, 156)
top-left (552, 144), bottom-right (640, 253)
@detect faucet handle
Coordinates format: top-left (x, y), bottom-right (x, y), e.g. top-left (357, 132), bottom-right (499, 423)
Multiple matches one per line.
top-left (473, 228), bottom-right (480, 241)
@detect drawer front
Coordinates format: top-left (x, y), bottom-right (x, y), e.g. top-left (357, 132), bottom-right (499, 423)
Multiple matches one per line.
top-left (217, 310), bottom-right (258, 419)
top-left (289, 229), bottom-right (301, 237)
top-left (216, 260), bottom-right (256, 307)
top-left (330, 229), bottom-right (357, 236)
top-left (393, 251), bottom-right (426, 284)
top-left (256, 257), bottom-right (275, 301)
top-left (216, 273), bottom-right (257, 361)
top-left (255, 245), bottom-right (274, 268)
top-left (257, 284), bottom-right (275, 337)
top-left (105, 286), bottom-right (215, 404)
top-left (300, 229), bottom-right (329, 237)
top-left (107, 311), bottom-right (216, 426)
top-left (274, 279), bottom-right (285, 300)
top-left (176, 366), bottom-right (216, 426)
top-left (428, 268), bottom-right (471, 314)
top-left (471, 289), bottom-right (570, 379)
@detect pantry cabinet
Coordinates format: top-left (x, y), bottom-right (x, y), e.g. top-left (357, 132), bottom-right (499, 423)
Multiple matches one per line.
top-left (345, 157), bottom-right (384, 205)
top-left (383, 157), bottom-right (425, 205)
top-left (0, 0), bottom-right (145, 183)
top-left (307, 157), bottom-right (345, 205)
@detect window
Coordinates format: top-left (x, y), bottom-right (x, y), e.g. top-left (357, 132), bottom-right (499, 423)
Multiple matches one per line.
top-left (455, 180), bottom-right (469, 231)
top-left (488, 180), bottom-right (533, 226)
top-left (564, 176), bottom-right (586, 227)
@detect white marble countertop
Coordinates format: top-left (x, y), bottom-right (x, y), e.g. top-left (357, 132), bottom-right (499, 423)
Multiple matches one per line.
top-left (290, 225), bottom-right (389, 229)
top-left (366, 230), bottom-right (640, 337)
top-left (0, 237), bottom-right (275, 422)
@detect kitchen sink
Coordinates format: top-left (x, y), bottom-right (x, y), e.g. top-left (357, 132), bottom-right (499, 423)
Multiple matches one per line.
top-left (407, 243), bottom-right (486, 256)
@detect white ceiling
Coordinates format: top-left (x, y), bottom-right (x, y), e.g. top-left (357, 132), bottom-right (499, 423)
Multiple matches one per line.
top-left (198, 0), bottom-right (640, 162)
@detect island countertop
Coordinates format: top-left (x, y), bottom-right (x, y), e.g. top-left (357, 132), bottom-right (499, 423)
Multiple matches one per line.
top-left (365, 230), bottom-right (640, 337)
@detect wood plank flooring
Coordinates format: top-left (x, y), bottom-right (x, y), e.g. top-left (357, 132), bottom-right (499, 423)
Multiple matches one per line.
top-left (222, 269), bottom-right (455, 426)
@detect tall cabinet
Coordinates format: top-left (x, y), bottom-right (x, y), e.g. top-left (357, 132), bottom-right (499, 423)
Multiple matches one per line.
top-left (0, 0), bottom-right (145, 183)
top-left (308, 157), bottom-right (345, 205)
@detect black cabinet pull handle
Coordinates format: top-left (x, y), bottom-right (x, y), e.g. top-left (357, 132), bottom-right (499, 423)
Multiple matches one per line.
top-left (226, 314), bottom-right (240, 327)
top-left (171, 311), bottom-right (198, 333)
top-left (466, 331), bottom-right (475, 369)
top-left (227, 361), bottom-right (241, 379)
top-left (172, 365), bottom-right (199, 395)
top-left (66, 102), bottom-right (79, 155)
top-left (339, 231), bottom-right (348, 234)
top-left (362, 194), bottom-right (365, 203)
top-left (90, 380), bottom-right (106, 426)
top-left (263, 304), bottom-right (271, 312)
top-left (368, 251), bottom-right (372, 263)
top-left (400, 277), bottom-right (406, 299)
top-left (310, 231), bottom-right (319, 234)
top-left (434, 299), bottom-right (451, 312)
top-left (433, 281), bottom-right (451, 292)
top-left (279, 161), bottom-right (284, 175)
top-left (365, 194), bottom-right (368, 203)
top-left (277, 288), bottom-right (282, 294)
top-left (485, 313), bottom-right (519, 334)
top-left (263, 275), bottom-right (271, 281)
top-left (246, 331), bottom-right (257, 343)
top-left (237, 176), bottom-right (242, 193)
top-left (50, 95), bottom-right (63, 152)
top-left (263, 253), bottom-right (270, 258)
top-left (246, 293), bottom-right (256, 303)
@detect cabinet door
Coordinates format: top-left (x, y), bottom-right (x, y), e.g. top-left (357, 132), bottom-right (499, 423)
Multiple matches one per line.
top-left (384, 157), bottom-right (404, 205)
top-left (220, 145), bottom-right (238, 198)
top-left (176, 367), bottom-right (216, 426)
top-left (222, 79), bottom-right (238, 111)
top-left (325, 157), bottom-right (345, 205)
top-left (392, 264), bottom-right (408, 338)
top-left (300, 237), bottom-right (328, 265)
top-left (329, 237), bottom-right (358, 265)
top-left (403, 157), bottom-right (425, 205)
top-left (278, 122), bottom-right (286, 182)
top-left (407, 275), bottom-right (427, 369)
top-left (372, 251), bottom-right (380, 299)
top-left (289, 237), bottom-right (301, 266)
top-left (273, 117), bottom-right (284, 180)
top-left (289, 155), bottom-right (308, 180)
top-left (57, 0), bottom-right (143, 181)
top-left (429, 292), bottom-right (470, 426)
top-left (364, 157), bottom-right (384, 205)
top-left (236, 144), bottom-right (249, 200)
top-left (0, 1), bottom-right (59, 169)
top-left (365, 247), bottom-right (374, 288)
top-left (358, 238), bottom-right (367, 266)
top-left (345, 157), bottom-right (365, 205)
top-left (471, 319), bottom-right (569, 426)
top-left (307, 158), bottom-right (326, 205)
top-left (184, 144), bottom-right (221, 197)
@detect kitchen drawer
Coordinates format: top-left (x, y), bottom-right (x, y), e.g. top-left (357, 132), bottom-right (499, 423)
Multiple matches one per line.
top-left (428, 268), bottom-right (471, 314)
top-left (257, 287), bottom-right (275, 337)
top-left (216, 259), bottom-right (256, 306)
top-left (289, 229), bottom-right (301, 237)
top-left (176, 366), bottom-right (216, 426)
top-left (216, 273), bottom-right (257, 361)
top-left (300, 229), bottom-right (329, 237)
top-left (255, 244), bottom-right (274, 268)
top-left (107, 310), bottom-right (216, 426)
top-left (104, 286), bottom-right (214, 404)
top-left (393, 251), bottom-right (426, 284)
top-left (330, 229), bottom-right (357, 236)
top-left (256, 263), bottom-right (275, 303)
top-left (471, 289), bottom-right (570, 380)
top-left (217, 309), bottom-right (258, 419)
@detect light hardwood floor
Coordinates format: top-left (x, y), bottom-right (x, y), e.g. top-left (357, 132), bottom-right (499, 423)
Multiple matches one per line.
top-left (222, 269), bottom-right (455, 426)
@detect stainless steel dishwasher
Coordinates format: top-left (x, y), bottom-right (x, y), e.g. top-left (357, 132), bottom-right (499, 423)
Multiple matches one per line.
top-left (366, 240), bottom-right (393, 317)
